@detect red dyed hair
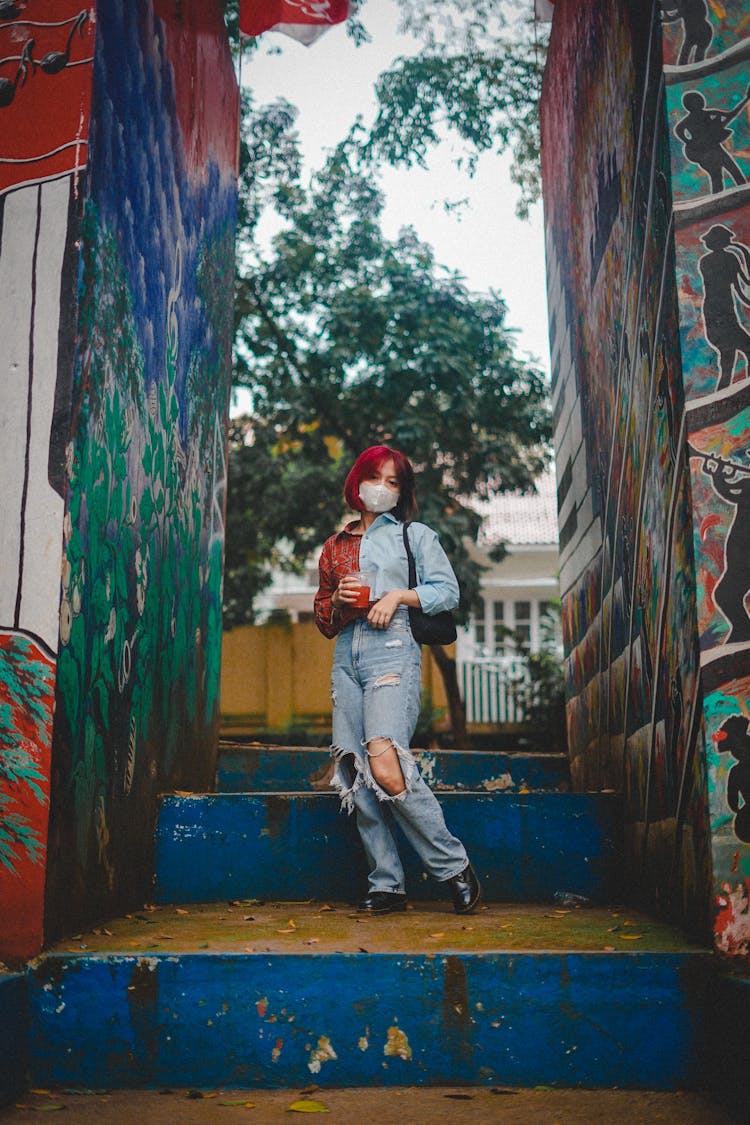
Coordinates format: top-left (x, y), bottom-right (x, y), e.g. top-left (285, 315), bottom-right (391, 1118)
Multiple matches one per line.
top-left (344, 445), bottom-right (418, 522)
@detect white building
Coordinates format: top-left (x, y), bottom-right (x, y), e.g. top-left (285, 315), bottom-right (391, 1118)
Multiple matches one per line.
top-left (459, 469), bottom-right (560, 662)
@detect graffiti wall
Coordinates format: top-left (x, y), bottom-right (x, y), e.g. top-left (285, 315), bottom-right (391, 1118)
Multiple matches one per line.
top-left (0, 1), bottom-right (237, 960)
top-left (541, 0), bottom-right (713, 938)
top-left (0, 2), bottom-right (96, 963)
top-left (662, 0), bottom-right (750, 957)
top-left (44, 0), bottom-right (238, 941)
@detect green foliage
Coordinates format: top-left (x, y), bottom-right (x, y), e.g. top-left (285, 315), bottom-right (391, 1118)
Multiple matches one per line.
top-left (367, 12), bottom-right (546, 218)
top-left (223, 1), bottom-right (552, 686)
top-left (223, 1), bottom-right (546, 218)
top-left (226, 116), bottom-right (551, 628)
top-left (513, 603), bottom-right (567, 750)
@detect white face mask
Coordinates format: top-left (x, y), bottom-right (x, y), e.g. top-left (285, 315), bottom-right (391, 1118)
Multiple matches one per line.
top-left (359, 481), bottom-right (399, 513)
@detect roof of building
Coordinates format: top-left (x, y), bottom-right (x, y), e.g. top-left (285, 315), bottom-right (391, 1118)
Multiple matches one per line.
top-left (475, 469), bottom-right (559, 547)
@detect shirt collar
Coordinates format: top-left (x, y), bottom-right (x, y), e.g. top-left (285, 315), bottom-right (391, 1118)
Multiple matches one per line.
top-left (335, 510), bottom-right (399, 538)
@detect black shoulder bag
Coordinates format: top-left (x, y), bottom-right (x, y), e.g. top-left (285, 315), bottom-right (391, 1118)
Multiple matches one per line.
top-left (402, 523), bottom-right (457, 646)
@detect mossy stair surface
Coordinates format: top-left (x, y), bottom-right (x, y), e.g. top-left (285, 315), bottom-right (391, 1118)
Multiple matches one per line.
top-left (216, 744), bottom-right (571, 793)
top-left (29, 902), bottom-right (712, 1090)
top-left (154, 791), bottom-right (622, 905)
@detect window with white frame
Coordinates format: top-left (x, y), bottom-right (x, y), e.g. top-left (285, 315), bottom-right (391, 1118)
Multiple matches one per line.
top-left (472, 597), bottom-right (558, 656)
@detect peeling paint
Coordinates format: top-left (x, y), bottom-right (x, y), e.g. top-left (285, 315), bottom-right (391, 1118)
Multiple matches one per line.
top-left (482, 774), bottom-right (514, 792)
top-left (358, 1034), bottom-right (369, 1052)
top-left (384, 1025), bottom-right (412, 1061)
top-left (715, 879), bottom-right (750, 956)
top-left (307, 1035), bottom-right (337, 1074)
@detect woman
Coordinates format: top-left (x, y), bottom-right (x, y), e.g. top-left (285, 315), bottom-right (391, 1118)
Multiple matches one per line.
top-left (314, 445), bottom-right (481, 915)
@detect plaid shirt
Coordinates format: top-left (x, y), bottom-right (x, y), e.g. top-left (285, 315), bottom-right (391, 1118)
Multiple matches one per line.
top-left (314, 521), bottom-right (366, 638)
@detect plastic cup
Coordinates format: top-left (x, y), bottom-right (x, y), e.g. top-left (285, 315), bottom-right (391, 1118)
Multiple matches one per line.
top-left (351, 570), bottom-right (375, 608)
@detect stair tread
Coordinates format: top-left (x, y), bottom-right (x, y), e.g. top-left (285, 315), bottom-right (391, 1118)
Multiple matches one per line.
top-left (46, 900), bottom-right (704, 957)
top-left (220, 742), bottom-right (570, 757)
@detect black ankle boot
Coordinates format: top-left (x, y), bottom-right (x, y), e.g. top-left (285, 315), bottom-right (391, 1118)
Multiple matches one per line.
top-left (356, 891), bottom-right (408, 915)
top-left (444, 864), bottom-right (481, 914)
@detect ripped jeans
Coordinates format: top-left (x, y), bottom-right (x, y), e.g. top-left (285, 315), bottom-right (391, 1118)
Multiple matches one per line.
top-left (330, 607), bottom-right (468, 893)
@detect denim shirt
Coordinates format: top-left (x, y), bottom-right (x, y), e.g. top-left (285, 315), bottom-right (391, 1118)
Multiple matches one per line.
top-left (359, 512), bottom-right (459, 615)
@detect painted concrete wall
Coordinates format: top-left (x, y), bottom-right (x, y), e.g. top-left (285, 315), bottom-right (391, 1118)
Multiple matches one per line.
top-left (661, 3), bottom-right (750, 958)
top-left (0, 1), bottom-right (238, 961)
top-left (0, 1), bottom-right (97, 963)
top-left (541, 0), bottom-right (713, 940)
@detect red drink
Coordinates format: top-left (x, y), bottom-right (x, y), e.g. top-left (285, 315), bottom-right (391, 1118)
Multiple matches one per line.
top-left (350, 571), bottom-right (375, 608)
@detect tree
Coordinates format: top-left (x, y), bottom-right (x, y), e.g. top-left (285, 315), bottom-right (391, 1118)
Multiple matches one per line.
top-left (366, 1), bottom-right (548, 218)
top-left (227, 118), bottom-right (551, 742)
top-left (223, 2), bottom-right (547, 218)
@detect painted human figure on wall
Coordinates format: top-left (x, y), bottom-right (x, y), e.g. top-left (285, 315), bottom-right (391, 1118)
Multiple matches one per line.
top-left (674, 89), bottom-right (750, 195)
top-left (698, 225), bottom-right (750, 390)
top-left (714, 714), bottom-right (750, 842)
top-left (701, 452), bottom-right (750, 642)
top-left (661, 0), bottom-right (713, 66)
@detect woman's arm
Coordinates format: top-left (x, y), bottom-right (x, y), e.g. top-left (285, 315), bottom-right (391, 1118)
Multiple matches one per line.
top-left (314, 542), bottom-right (341, 638)
top-left (411, 526), bottom-right (460, 614)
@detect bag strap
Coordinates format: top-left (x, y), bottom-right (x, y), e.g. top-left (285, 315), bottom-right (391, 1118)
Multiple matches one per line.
top-left (402, 522), bottom-right (417, 590)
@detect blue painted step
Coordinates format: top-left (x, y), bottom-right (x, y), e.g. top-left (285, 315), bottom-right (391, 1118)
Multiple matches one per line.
top-left (216, 745), bottom-right (570, 793)
top-left (154, 792), bottom-right (621, 904)
top-left (28, 949), bottom-right (714, 1089)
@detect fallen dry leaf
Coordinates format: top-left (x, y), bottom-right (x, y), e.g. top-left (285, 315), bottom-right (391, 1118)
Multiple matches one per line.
top-left (304, 938), bottom-right (320, 945)
top-left (318, 904), bottom-right (332, 912)
top-left (618, 934), bottom-right (643, 940)
top-left (219, 1099), bottom-right (255, 1107)
top-left (428, 932), bottom-right (445, 938)
top-left (603, 945), bottom-right (615, 951)
top-left (175, 908), bottom-right (189, 915)
top-left (288, 1099), bottom-right (330, 1113)
top-left (277, 928), bottom-right (296, 934)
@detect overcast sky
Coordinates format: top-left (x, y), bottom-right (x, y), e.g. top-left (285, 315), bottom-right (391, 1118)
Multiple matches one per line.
top-left (233, 1), bottom-right (550, 412)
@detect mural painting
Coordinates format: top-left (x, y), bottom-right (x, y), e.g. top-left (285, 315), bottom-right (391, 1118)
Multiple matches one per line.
top-left (44, 0), bottom-right (238, 939)
top-left (1, 1), bottom-right (237, 958)
top-left (664, 0), bottom-right (750, 956)
top-left (0, 1), bottom-right (95, 963)
top-left (541, 0), bottom-right (713, 938)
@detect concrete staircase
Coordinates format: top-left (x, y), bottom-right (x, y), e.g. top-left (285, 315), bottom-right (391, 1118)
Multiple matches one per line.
top-left (11, 744), bottom-right (720, 1093)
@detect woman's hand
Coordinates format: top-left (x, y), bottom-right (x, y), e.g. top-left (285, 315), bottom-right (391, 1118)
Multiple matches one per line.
top-left (367, 591), bottom-right (403, 630)
top-left (331, 574), bottom-right (363, 609)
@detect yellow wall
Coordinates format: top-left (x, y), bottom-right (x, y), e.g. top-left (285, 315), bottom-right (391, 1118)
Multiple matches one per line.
top-left (221, 622), bottom-right (448, 733)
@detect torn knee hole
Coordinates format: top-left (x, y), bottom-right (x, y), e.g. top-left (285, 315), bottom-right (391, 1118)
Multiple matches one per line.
top-left (367, 738), bottom-right (394, 759)
top-left (374, 673), bottom-right (401, 688)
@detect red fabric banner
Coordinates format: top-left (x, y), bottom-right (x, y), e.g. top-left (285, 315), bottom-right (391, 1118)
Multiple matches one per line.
top-left (240, 0), bottom-right (350, 42)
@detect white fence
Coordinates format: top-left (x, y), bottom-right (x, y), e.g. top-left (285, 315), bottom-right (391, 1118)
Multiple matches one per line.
top-left (459, 656), bottom-right (531, 725)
